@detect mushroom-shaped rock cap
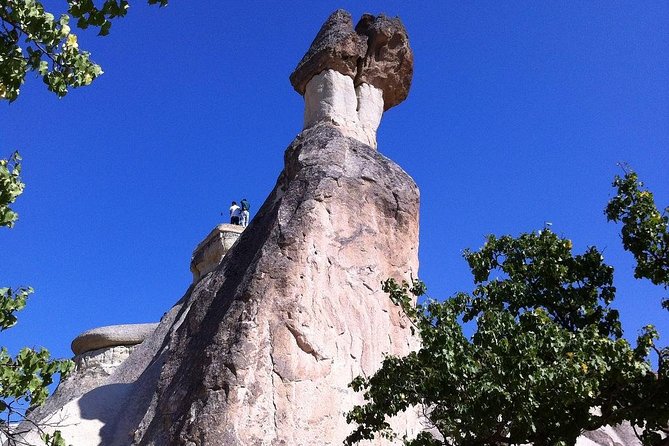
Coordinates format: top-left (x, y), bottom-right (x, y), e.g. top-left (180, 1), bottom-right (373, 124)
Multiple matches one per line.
top-left (354, 13), bottom-right (414, 110)
top-left (71, 323), bottom-right (158, 355)
top-left (290, 10), bottom-right (366, 96)
top-left (290, 9), bottom-right (413, 111)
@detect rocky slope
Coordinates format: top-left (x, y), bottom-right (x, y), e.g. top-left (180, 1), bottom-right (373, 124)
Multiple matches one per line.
top-left (130, 122), bottom-right (422, 445)
top-left (23, 122), bottom-right (422, 446)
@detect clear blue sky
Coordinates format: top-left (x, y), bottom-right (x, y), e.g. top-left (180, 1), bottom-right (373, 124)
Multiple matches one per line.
top-left (2, 2), bottom-right (668, 362)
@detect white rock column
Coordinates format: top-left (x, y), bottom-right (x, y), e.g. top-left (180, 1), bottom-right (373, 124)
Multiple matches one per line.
top-left (356, 82), bottom-right (384, 146)
top-left (303, 69), bottom-right (384, 148)
top-left (304, 69), bottom-right (359, 130)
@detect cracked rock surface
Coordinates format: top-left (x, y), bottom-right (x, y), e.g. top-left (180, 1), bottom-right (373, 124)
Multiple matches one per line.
top-left (290, 10), bottom-right (366, 97)
top-left (354, 13), bottom-right (413, 110)
top-left (130, 123), bottom-right (423, 445)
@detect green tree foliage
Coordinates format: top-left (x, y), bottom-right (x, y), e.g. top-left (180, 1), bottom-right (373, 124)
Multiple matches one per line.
top-left (1, 3), bottom-right (165, 443)
top-left (346, 172), bottom-right (669, 446)
top-left (0, 153), bottom-right (24, 226)
top-left (606, 169), bottom-right (669, 291)
top-left (604, 170), bottom-right (669, 445)
top-left (0, 0), bottom-right (166, 101)
top-left (0, 152), bottom-right (74, 445)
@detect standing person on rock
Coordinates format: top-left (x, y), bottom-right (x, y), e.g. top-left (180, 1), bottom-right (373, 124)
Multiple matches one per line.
top-left (229, 201), bottom-right (241, 225)
top-left (240, 198), bottom-right (250, 227)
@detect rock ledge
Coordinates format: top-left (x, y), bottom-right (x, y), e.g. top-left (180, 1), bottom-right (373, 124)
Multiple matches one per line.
top-left (71, 323), bottom-right (158, 355)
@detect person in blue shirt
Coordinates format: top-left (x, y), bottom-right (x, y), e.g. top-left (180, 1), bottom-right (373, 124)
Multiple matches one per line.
top-left (240, 198), bottom-right (250, 227)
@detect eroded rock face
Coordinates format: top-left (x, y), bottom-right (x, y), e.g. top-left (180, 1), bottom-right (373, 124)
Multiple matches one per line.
top-left (15, 10), bottom-right (644, 446)
top-left (75, 346), bottom-right (137, 378)
top-left (304, 69), bottom-right (384, 148)
top-left (291, 9), bottom-right (414, 112)
top-left (130, 123), bottom-right (423, 445)
top-left (17, 11), bottom-right (422, 445)
top-left (20, 122), bottom-right (423, 446)
top-left (291, 10), bottom-right (413, 150)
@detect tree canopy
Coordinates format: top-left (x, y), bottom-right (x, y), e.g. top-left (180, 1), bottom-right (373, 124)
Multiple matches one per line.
top-left (1, 1), bottom-right (166, 443)
top-left (346, 171), bottom-right (669, 446)
top-left (0, 0), bottom-right (165, 101)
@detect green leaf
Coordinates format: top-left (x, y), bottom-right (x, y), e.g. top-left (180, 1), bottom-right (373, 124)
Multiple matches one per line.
top-left (1, 0), bottom-right (166, 101)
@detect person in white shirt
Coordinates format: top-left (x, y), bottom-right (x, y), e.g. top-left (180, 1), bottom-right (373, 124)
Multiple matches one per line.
top-left (229, 201), bottom-right (241, 225)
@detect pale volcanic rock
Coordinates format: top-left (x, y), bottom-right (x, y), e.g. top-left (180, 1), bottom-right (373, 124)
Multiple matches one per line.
top-left (18, 122), bottom-right (423, 446)
top-left (71, 323), bottom-right (158, 355)
top-left (129, 122), bottom-right (423, 445)
top-left (355, 82), bottom-right (385, 143)
top-left (16, 9), bottom-right (637, 446)
top-left (74, 345), bottom-right (139, 380)
top-left (292, 10), bottom-right (413, 149)
top-left (291, 10), bottom-right (414, 113)
top-left (304, 70), bottom-right (359, 132)
top-left (190, 223), bottom-right (244, 282)
top-left (17, 303), bottom-right (189, 446)
top-left (17, 10), bottom-right (424, 445)
top-left (303, 69), bottom-right (384, 148)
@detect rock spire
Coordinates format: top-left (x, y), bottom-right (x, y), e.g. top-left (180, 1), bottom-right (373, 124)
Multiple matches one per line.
top-left (290, 10), bottom-right (414, 148)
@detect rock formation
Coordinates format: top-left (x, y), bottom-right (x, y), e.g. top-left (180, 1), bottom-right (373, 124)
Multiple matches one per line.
top-left (68, 323), bottom-right (159, 391)
top-left (289, 10), bottom-right (367, 95)
top-left (71, 324), bottom-right (158, 356)
top-left (12, 10), bottom-right (641, 446)
top-left (128, 120), bottom-right (421, 445)
top-left (16, 9), bottom-right (422, 446)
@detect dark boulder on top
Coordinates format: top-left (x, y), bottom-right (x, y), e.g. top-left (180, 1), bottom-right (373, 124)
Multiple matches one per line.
top-left (290, 9), bottom-right (414, 111)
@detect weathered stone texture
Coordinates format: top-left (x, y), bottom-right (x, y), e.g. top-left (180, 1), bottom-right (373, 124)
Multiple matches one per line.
top-left (190, 223), bottom-right (244, 282)
top-left (354, 13), bottom-right (414, 110)
top-left (71, 323), bottom-right (158, 355)
top-left (291, 9), bottom-right (414, 112)
top-left (19, 297), bottom-right (191, 446)
top-left (19, 122), bottom-right (422, 446)
top-left (12, 9), bottom-right (639, 446)
top-left (74, 345), bottom-right (138, 381)
top-left (290, 10), bottom-right (366, 98)
top-left (304, 69), bottom-right (384, 148)
top-left (131, 123), bottom-right (422, 445)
